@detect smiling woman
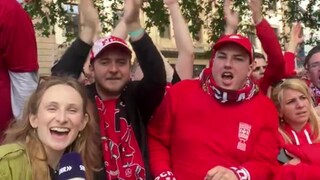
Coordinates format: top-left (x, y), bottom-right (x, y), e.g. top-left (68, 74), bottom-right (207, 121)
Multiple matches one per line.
top-left (0, 76), bottom-right (103, 180)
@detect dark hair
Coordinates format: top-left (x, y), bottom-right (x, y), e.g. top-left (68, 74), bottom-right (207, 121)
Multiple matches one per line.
top-left (304, 45), bottom-right (320, 70)
top-left (254, 52), bottom-right (266, 60)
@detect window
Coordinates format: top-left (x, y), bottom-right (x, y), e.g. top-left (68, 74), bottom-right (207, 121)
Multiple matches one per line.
top-left (194, 28), bottom-right (203, 42)
top-left (193, 65), bottom-right (205, 78)
top-left (112, 11), bottom-right (123, 28)
top-left (272, 27), bottom-right (279, 38)
top-left (63, 4), bottom-right (79, 37)
top-left (247, 32), bottom-right (256, 48)
top-left (268, 0), bottom-right (277, 11)
top-left (296, 42), bottom-right (305, 68)
top-left (160, 25), bottom-right (171, 39)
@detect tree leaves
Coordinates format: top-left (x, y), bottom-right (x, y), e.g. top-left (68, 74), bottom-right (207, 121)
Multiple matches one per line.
top-left (24, 0), bottom-right (319, 46)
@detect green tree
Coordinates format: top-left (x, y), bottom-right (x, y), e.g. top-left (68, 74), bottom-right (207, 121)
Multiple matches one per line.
top-left (24, 0), bottom-right (319, 46)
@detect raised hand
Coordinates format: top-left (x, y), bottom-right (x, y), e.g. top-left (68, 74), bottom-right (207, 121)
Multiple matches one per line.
top-left (79, 0), bottom-right (100, 44)
top-left (224, 0), bottom-right (239, 35)
top-left (290, 22), bottom-right (304, 45)
top-left (123, 0), bottom-right (142, 25)
top-left (248, 0), bottom-right (263, 24)
top-left (79, 0), bottom-right (100, 31)
top-left (165, 0), bottom-right (194, 80)
top-left (287, 22), bottom-right (304, 53)
top-left (164, 0), bottom-right (178, 6)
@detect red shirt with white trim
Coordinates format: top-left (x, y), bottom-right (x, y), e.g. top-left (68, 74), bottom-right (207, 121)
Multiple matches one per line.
top-left (148, 79), bottom-right (279, 180)
top-left (0, 0), bottom-right (38, 134)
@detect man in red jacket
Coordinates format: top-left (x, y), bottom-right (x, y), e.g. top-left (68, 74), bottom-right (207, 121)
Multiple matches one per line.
top-left (148, 33), bottom-right (280, 180)
top-left (224, 0), bottom-right (285, 96)
top-left (148, 23), bottom-right (280, 180)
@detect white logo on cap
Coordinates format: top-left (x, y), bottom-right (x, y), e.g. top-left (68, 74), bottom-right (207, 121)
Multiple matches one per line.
top-left (229, 35), bottom-right (241, 39)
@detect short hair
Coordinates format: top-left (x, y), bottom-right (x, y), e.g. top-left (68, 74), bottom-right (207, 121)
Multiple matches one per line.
top-left (304, 45), bottom-right (320, 70)
top-left (254, 52), bottom-right (266, 60)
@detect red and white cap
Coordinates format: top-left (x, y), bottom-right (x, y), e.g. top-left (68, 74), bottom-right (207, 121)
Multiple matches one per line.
top-left (211, 34), bottom-right (254, 64)
top-left (90, 35), bottom-right (132, 62)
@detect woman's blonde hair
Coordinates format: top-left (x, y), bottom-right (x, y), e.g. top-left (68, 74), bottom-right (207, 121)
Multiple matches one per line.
top-left (271, 78), bottom-right (320, 144)
top-left (2, 76), bottom-right (102, 180)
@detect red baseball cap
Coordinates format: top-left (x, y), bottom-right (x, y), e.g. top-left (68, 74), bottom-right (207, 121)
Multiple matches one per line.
top-left (90, 35), bottom-right (132, 62)
top-left (212, 34), bottom-right (254, 64)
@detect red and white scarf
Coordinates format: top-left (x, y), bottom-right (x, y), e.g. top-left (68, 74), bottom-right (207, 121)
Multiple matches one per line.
top-left (199, 68), bottom-right (259, 103)
top-left (95, 96), bottom-right (146, 180)
top-left (310, 83), bottom-right (320, 105)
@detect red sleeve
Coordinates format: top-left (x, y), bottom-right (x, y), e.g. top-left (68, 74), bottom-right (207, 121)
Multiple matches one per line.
top-left (238, 102), bottom-right (280, 179)
top-left (284, 143), bottom-right (320, 165)
top-left (148, 88), bottom-right (176, 178)
top-left (256, 19), bottom-right (285, 94)
top-left (275, 163), bottom-right (320, 180)
top-left (0, 2), bottom-right (38, 72)
top-left (284, 52), bottom-right (296, 77)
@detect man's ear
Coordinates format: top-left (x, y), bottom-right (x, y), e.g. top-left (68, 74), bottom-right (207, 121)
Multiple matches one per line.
top-left (89, 63), bottom-right (94, 72)
top-left (29, 114), bottom-right (38, 128)
top-left (247, 63), bottom-right (254, 77)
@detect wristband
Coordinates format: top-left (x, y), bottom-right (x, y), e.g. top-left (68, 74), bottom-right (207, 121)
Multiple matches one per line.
top-left (154, 171), bottom-right (176, 180)
top-left (230, 167), bottom-right (251, 180)
top-left (128, 28), bottom-right (144, 38)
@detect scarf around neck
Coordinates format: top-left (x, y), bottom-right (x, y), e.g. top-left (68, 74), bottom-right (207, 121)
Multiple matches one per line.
top-left (94, 95), bottom-right (146, 180)
top-left (310, 83), bottom-right (320, 105)
top-left (199, 68), bottom-right (259, 103)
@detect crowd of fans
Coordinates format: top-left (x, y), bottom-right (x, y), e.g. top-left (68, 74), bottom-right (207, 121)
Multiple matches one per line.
top-left (1, 0), bottom-right (320, 179)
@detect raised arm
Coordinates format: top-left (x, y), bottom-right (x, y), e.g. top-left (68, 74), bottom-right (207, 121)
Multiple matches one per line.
top-left (284, 22), bottom-right (304, 77)
top-left (112, 19), bottom-right (128, 40)
top-left (165, 0), bottom-right (194, 80)
top-left (51, 0), bottom-right (99, 78)
top-left (124, 0), bottom-right (166, 124)
top-left (249, 0), bottom-right (285, 94)
top-left (224, 0), bottom-right (239, 35)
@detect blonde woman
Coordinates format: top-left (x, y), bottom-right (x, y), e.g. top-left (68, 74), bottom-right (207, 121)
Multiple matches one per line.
top-left (271, 78), bottom-right (320, 179)
top-left (0, 76), bottom-right (103, 180)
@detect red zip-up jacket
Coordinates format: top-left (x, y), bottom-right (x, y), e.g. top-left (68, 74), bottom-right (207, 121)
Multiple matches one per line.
top-left (275, 123), bottom-right (320, 180)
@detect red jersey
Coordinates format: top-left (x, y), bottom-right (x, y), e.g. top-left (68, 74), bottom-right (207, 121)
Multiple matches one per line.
top-left (148, 80), bottom-right (280, 180)
top-left (0, 0), bottom-right (38, 133)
